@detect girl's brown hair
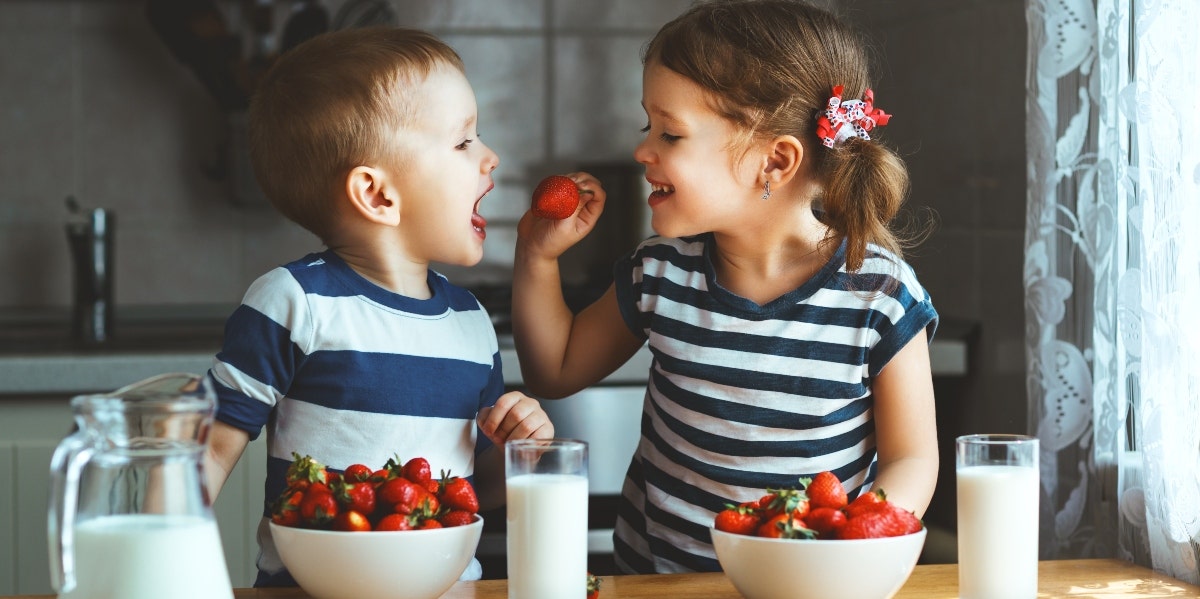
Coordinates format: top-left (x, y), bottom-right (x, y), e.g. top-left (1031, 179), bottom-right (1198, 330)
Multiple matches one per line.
top-left (248, 27), bottom-right (464, 241)
top-left (644, 0), bottom-right (915, 273)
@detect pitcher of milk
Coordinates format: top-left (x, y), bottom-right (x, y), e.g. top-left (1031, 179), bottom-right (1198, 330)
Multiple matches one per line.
top-left (47, 373), bottom-right (233, 599)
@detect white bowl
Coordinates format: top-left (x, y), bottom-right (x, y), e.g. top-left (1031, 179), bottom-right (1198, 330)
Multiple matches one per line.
top-left (711, 526), bottom-right (926, 599)
top-left (270, 516), bottom-right (483, 599)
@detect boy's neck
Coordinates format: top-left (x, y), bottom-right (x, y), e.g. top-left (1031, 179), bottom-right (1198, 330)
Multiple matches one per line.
top-left (330, 246), bottom-right (433, 299)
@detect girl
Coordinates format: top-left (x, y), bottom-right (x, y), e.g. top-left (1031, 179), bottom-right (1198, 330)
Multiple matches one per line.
top-left (512, 0), bottom-right (939, 574)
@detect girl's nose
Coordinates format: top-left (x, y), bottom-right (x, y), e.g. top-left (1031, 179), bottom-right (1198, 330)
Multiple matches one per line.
top-left (632, 137), bottom-right (653, 165)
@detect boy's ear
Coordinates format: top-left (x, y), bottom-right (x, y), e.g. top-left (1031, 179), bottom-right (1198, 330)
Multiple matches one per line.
top-left (761, 134), bottom-right (805, 187)
top-left (344, 165), bottom-right (400, 226)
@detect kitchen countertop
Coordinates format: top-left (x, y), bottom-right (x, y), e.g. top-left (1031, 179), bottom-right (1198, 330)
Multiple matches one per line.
top-left (0, 306), bottom-right (975, 395)
top-left (1, 559), bottom-right (1195, 598)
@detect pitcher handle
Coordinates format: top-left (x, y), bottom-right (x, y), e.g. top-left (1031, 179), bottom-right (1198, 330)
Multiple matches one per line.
top-left (47, 431), bottom-right (93, 594)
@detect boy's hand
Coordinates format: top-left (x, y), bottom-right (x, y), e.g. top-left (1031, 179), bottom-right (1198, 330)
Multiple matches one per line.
top-left (477, 391), bottom-right (555, 445)
top-left (516, 171), bottom-right (606, 260)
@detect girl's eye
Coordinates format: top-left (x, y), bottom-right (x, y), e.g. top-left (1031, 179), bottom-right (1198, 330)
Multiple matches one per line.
top-left (641, 124), bottom-right (680, 143)
top-left (456, 138), bottom-right (475, 151)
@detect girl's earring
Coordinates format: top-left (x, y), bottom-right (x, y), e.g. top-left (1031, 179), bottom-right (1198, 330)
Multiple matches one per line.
top-left (761, 181), bottom-right (771, 200)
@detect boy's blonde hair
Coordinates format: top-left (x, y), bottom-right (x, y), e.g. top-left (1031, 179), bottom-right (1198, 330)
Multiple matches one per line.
top-left (644, 0), bottom-right (914, 272)
top-left (248, 27), bottom-right (465, 241)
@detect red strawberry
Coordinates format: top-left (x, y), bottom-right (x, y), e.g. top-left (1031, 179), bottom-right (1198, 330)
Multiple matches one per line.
top-left (378, 477), bottom-right (424, 514)
top-left (755, 512), bottom-right (814, 539)
top-left (844, 488), bottom-right (887, 518)
top-left (285, 453), bottom-right (328, 490)
top-left (531, 175), bottom-right (580, 220)
top-left (418, 518), bottom-right (444, 530)
top-left (758, 488), bottom-right (809, 520)
top-left (342, 463), bottom-right (373, 483)
top-left (401, 457), bottom-right (433, 486)
top-left (333, 479), bottom-right (376, 515)
top-left (332, 509), bottom-right (372, 532)
top-left (839, 503), bottom-right (922, 539)
top-left (714, 504), bottom-right (761, 536)
top-left (270, 488), bottom-right (304, 527)
top-left (298, 488), bottom-right (338, 527)
top-left (587, 572), bottom-right (601, 599)
top-left (439, 509), bottom-right (476, 528)
top-left (374, 513), bottom-right (414, 531)
top-left (805, 506), bottom-right (848, 539)
top-left (439, 473), bottom-right (480, 513)
top-left (804, 471), bottom-right (848, 510)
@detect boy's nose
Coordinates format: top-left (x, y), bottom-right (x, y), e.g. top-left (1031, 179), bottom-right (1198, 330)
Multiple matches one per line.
top-left (483, 145), bottom-right (500, 172)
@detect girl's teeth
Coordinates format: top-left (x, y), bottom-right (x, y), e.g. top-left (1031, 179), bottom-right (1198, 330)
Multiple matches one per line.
top-left (652, 184), bottom-right (674, 194)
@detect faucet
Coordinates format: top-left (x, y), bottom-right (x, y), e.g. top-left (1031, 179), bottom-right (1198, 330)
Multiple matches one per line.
top-left (65, 196), bottom-right (115, 345)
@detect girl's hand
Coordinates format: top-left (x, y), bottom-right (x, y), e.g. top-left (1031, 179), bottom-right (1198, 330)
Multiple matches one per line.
top-left (477, 391), bottom-right (555, 445)
top-left (516, 171), bottom-right (606, 260)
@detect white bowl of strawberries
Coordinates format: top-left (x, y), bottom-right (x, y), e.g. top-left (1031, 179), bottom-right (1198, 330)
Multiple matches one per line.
top-left (267, 454), bottom-right (483, 599)
top-left (711, 471), bottom-right (926, 599)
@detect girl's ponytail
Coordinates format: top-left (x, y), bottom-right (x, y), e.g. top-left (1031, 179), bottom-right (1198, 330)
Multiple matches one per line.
top-left (818, 137), bottom-right (910, 272)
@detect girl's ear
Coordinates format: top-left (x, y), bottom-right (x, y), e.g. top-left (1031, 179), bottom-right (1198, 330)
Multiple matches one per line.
top-left (344, 166), bottom-right (401, 226)
top-left (761, 134), bottom-right (805, 188)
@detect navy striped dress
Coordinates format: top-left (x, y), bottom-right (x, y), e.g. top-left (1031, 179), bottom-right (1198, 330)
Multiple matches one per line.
top-left (611, 234), bottom-right (938, 573)
top-left (209, 250), bottom-right (503, 582)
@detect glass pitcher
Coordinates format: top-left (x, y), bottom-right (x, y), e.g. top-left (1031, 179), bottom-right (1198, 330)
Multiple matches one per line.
top-left (47, 373), bottom-right (233, 599)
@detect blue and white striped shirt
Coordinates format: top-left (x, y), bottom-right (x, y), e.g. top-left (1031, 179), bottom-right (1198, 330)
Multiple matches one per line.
top-left (611, 234), bottom-right (937, 573)
top-left (210, 250), bottom-right (502, 580)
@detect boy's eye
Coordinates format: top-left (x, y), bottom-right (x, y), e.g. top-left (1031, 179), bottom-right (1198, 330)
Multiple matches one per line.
top-left (456, 138), bottom-right (475, 150)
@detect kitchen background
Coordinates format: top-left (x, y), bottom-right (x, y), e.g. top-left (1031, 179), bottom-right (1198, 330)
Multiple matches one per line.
top-left (0, 0), bottom-right (1025, 591)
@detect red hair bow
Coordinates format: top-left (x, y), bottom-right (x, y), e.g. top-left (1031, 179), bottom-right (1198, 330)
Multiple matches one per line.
top-left (816, 85), bottom-right (892, 148)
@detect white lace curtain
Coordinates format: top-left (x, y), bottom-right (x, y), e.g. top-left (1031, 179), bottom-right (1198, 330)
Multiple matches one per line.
top-left (1025, 0), bottom-right (1200, 583)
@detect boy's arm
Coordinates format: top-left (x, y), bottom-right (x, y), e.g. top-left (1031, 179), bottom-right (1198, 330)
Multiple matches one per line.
top-left (473, 391), bottom-right (556, 511)
top-left (868, 334), bottom-right (940, 517)
top-left (205, 420), bottom-right (251, 499)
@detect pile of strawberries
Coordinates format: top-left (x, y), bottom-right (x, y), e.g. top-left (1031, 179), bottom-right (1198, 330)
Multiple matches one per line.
top-left (270, 453), bottom-right (479, 532)
top-left (713, 471), bottom-right (923, 540)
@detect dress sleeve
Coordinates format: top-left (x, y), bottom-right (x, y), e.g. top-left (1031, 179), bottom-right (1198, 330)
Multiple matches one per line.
top-left (866, 263), bottom-right (939, 377)
top-left (612, 243), bottom-right (651, 340)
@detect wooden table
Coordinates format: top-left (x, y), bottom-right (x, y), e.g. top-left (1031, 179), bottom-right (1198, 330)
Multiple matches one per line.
top-left (7, 559), bottom-right (1198, 598)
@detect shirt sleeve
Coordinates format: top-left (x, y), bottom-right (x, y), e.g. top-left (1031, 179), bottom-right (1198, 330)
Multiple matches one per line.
top-left (211, 268), bottom-right (310, 440)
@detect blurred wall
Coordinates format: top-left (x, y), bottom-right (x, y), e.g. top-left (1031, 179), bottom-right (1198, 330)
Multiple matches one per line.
top-left (0, 0), bottom-right (1028, 432)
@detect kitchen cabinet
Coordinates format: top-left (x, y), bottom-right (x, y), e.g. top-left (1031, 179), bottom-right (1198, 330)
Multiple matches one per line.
top-left (0, 397), bottom-right (267, 595)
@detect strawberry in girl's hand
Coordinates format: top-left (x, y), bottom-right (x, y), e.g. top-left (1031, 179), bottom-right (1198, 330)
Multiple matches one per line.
top-left (531, 175), bottom-right (580, 220)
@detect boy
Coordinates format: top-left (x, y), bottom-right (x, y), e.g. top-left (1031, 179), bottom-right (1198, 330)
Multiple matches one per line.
top-left (202, 27), bottom-right (554, 586)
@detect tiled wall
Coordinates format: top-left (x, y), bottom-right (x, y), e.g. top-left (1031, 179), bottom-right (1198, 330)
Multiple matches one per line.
top-left (0, 0), bottom-right (1028, 430)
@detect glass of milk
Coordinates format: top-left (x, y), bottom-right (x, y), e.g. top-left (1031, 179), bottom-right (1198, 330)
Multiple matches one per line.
top-left (505, 439), bottom-right (588, 599)
top-left (956, 434), bottom-right (1039, 599)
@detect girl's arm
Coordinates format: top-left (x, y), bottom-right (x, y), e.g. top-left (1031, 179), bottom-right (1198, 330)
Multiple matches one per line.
top-left (867, 333), bottom-right (940, 517)
top-left (511, 173), bottom-right (644, 399)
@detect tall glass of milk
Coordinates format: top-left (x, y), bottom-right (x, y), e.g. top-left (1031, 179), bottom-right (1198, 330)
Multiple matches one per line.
top-left (956, 434), bottom-right (1039, 599)
top-left (506, 439), bottom-right (588, 599)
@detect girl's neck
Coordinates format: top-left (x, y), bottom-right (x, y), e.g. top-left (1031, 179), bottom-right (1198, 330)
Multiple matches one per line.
top-left (710, 209), bottom-right (833, 305)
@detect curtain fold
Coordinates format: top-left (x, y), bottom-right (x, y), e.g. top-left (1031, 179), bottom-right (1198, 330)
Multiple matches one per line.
top-left (1025, 0), bottom-right (1200, 583)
